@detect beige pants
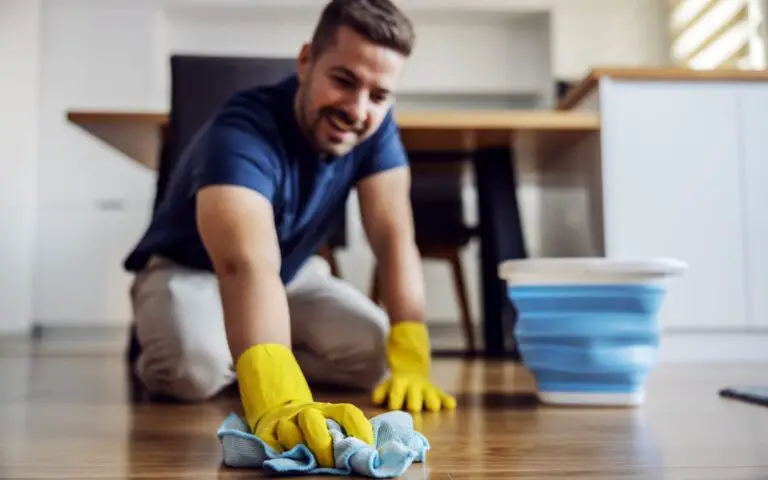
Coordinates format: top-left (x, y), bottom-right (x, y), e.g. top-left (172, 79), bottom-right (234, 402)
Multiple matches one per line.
top-left (129, 256), bottom-right (390, 402)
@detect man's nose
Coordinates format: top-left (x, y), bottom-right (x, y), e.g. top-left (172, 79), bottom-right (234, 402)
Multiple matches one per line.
top-left (341, 92), bottom-right (368, 127)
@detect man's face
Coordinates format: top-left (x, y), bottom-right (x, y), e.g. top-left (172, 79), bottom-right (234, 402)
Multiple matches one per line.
top-left (295, 26), bottom-right (407, 157)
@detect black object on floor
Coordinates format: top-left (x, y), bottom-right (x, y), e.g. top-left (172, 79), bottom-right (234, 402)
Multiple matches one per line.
top-left (719, 387), bottom-right (768, 408)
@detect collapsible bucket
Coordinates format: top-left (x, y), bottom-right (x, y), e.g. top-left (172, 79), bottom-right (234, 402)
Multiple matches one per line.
top-left (499, 258), bottom-right (687, 406)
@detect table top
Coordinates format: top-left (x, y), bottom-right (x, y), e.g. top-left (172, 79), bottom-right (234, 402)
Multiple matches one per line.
top-left (67, 109), bottom-right (600, 131)
top-left (82, 67), bottom-right (757, 167)
top-left (66, 109), bottom-right (600, 169)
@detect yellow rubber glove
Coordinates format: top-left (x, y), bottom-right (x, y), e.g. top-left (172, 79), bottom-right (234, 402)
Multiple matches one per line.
top-left (236, 344), bottom-right (373, 468)
top-left (371, 322), bottom-right (456, 413)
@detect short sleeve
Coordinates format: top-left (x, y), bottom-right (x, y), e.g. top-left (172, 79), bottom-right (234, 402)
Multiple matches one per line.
top-left (355, 110), bottom-right (409, 182)
top-left (196, 123), bottom-right (282, 203)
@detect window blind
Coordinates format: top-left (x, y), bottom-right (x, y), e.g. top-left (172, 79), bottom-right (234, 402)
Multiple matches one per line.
top-left (669, 0), bottom-right (766, 69)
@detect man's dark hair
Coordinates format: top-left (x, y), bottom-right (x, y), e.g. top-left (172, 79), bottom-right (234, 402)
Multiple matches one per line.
top-left (310, 0), bottom-right (415, 58)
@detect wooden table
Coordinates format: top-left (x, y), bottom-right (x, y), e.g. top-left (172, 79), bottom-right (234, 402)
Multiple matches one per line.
top-left (66, 109), bottom-right (600, 169)
top-left (66, 108), bottom-right (599, 358)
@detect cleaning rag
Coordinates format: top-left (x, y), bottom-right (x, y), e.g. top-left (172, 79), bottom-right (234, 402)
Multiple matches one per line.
top-left (217, 410), bottom-right (429, 478)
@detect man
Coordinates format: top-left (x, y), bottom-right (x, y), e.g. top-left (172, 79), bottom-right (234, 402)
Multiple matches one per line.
top-left (123, 0), bottom-right (454, 467)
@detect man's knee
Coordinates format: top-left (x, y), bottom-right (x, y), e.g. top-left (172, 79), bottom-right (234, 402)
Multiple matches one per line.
top-left (130, 259), bottom-right (234, 402)
top-left (323, 315), bottom-right (389, 389)
top-left (355, 352), bottom-right (388, 389)
top-left (348, 325), bottom-right (389, 388)
top-left (136, 343), bottom-right (234, 402)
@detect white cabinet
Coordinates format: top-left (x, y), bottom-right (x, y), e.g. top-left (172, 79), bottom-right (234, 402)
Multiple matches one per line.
top-left (598, 79), bottom-right (749, 331)
top-left (33, 3), bottom-right (161, 327)
top-left (738, 85), bottom-right (768, 330)
top-left (33, 205), bottom-right (151, 326)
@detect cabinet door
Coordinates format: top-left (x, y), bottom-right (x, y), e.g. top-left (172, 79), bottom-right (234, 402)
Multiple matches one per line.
top-left (599, 79), bottom-right (747, 330)
top-left (738, 85), bottom-right (768, 330)
top-left (33, 204), bottom-right (151, 327)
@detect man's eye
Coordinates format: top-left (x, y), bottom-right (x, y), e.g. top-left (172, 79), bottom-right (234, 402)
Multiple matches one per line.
top-left (333, 76), bottom-right (354, 88)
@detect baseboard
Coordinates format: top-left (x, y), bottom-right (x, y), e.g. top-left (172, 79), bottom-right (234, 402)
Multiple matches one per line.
top-left (0, 324), bottom-right (33, 335)
top-left (13, 325), bottom-right (768, 363)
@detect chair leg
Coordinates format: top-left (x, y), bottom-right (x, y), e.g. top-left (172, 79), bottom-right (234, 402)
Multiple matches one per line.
top-left (369, 265), bottom-right (381, 305)
top-left (318, 244), bottom-right (341, 278)
top-left (127, 323), bottom-right (141, 364)
top-left (327, 253), bottom-right (341, 278)
top-left (449, 250), bottom-right (476, 352)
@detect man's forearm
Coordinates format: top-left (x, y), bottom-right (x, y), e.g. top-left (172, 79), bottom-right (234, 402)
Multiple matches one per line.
top-left (215, 258), bottom-right (292, 363)
top-left (377, 235), bottom-right (427, 325)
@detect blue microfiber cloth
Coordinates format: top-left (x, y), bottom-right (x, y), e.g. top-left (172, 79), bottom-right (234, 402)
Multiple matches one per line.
top-left (216, 410), bottom-right (429, 477)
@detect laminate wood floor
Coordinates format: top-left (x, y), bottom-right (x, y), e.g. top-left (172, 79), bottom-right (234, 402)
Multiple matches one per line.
top-left (1, 342), bottom-right (767, 479)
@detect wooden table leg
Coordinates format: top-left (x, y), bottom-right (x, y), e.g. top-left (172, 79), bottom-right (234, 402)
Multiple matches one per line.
top-left (473, 147), bottom-right (527, 359)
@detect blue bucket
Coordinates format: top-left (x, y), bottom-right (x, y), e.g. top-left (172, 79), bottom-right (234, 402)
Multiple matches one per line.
top-left (498, 258), bottom-right (686, 406)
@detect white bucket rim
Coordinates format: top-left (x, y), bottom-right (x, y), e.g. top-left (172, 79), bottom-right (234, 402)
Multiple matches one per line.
top-left (498, 257), bottom-right (688, 286)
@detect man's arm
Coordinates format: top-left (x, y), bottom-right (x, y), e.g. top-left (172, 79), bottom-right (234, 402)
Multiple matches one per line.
top-left (196, 184), bottom-right (290, 362)
top-left (358, 166), bottom-right (426, 325)
top-left (197, 183), bottom-right (375, 455)
top-left (360, 166), bottom-right (457, 412)
top-left (194, 125), bottom-right (373, 457)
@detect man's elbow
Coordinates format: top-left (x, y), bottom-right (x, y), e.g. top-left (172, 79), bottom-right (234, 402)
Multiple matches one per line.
top-left (212, 252), bottom-right (279, 281)
top-left (216, 255), bottom-right (255, 278)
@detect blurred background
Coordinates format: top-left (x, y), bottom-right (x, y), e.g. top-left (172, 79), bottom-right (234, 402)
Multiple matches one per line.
top-left (2, 0), bottom-right (767, 360)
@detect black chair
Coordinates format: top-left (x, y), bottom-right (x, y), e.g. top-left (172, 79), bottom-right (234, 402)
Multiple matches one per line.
top-left (128, 54), bottom-right (348, 362)
top-left (155, 54), bottom-right (348, 257)
top-left (369, 155), bottom-right (477, 352)
top-left (556, 79), bottom-right (575, 102)
top-left (154, 54), bottom-right (295, 209)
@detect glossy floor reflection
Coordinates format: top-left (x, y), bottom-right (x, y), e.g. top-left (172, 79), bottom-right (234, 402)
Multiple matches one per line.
top-left (1, 339), bottom-right (767, 479)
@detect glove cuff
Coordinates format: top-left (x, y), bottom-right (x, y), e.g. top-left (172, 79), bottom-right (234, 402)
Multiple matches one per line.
top-left (235, 343), bottom-right (313, 431)
top-left (387, 321), bottom-right (431, 377)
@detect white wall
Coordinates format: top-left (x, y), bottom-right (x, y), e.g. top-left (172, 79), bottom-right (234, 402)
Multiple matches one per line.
top-left (0, 0), bottom-right (41, 334)
top-left (564, 0), bottom-right (669, 79)
top-left (165, 7), bottom-right (553, 98)
top-left (551, 0), bottom-right (669, 80)
top-left (28, 0), bottom-right (669, 329)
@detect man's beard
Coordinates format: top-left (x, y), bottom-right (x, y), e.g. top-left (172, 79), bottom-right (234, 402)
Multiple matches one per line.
top-left (295, 87), bottom-right (363, 156)
top-left (295, 86), bottom-right (319, 149)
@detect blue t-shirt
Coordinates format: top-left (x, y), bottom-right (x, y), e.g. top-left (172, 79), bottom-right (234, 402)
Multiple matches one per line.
top-left (124, 74), bottom-right (408, 283)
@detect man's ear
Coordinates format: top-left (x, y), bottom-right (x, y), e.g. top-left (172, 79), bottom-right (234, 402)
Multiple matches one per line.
top-left (296, 43), bottom-right (312, 82)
